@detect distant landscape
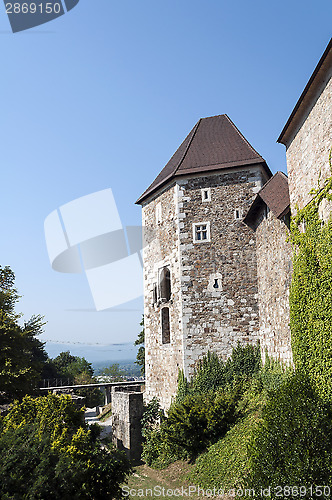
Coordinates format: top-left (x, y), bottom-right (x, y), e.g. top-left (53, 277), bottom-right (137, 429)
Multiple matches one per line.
top-left (44, 342), bottom-right (138, 364)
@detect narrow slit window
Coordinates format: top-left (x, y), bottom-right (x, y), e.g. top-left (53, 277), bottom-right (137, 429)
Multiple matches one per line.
top-left (161, 307), bottom-right (170, 344)
top-left (201, 188), bottom-right (211, 202)
top-left (153, 283), bottom-right (158, 303)
top-left (213, 279), bottom-right (219, 289)
top-left (159, 267), bottom-right (171, 302)
top-left (234, 209), bottom-right (241, 220)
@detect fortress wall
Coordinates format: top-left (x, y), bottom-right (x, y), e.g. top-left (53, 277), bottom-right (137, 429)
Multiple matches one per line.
top-left (255, 209), bottom-right (293, 364)
top-left (287, 66), bottom-right (332, 211)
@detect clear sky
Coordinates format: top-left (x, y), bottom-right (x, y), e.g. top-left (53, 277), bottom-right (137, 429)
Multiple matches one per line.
top-left (0, 0), bottom-right (331, 361)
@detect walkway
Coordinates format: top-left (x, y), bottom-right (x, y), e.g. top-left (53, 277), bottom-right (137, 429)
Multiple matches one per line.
top-left (85, 407), bottom-right (112, 439)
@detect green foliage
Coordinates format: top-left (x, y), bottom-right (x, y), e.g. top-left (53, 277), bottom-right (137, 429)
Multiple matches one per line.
top-left (0, 394), bottom-right (131, 499)
top-left (164, 390), bottom-right (239, 459)
top-left (246, 373), bottom-right (332, 498)
top-left (176, 369), bottom-right (190, 403)
top-left (141, 396), bottom-right (163, 438)
top-left (176, 345), bottom-right (261, 401)
top-left (52, 351), bottom-right (94, 380)
top-left (192, 351), bottom-right (225, 394)
top-left (256, 352), bottom-right (292, 394)
top-left (0, 266), bottom-right (48, 403)
top-left (289, 153), bottom-right (332, 400)
top-left (134, 315), bottom-right (145, 375)
top-left (224, 343), bottom-right (261, 384)
top-left (100, 362), bottom-right (125, 381)
top-left (189, 412), bottom-right (260, 491)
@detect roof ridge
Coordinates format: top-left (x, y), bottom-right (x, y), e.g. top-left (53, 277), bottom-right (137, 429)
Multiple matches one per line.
top-left (223, 114), bottom-right (264, 160)
top-left (174, 119), bottom-right (201, 174)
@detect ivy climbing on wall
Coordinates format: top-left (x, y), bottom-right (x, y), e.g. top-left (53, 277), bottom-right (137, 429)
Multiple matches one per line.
top-left (289, 148), bottom-right (332, 400)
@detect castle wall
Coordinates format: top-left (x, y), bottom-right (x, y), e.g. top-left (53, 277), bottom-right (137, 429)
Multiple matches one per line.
top-left (254, 209), bottom-right (293, 364)
top-left (177, 167), bottom-right (266, 379)
top-left (142, 184), bottom-right (184, 409)
top-left (286, 65), bottom-right (332, 210)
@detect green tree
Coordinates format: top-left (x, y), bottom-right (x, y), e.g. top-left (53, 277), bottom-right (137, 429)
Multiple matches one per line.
top-left (0, 394), bottom-right (131, 499)
top-left (0, 266), bottom-right (48, 403)
top-left (52, 351), bottom-right (94, 381)
top-left (134, 315), bottom-right (145, 375)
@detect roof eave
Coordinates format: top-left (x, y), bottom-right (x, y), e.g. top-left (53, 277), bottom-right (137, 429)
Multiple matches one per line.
top-left (136, 159), bottom-right (271, 205)
top-left (277, 38), bottom-right (332, 146)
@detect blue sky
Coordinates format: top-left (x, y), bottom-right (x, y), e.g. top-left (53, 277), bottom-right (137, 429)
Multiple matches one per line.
top-left (0, 0), bottom-right (331, 362)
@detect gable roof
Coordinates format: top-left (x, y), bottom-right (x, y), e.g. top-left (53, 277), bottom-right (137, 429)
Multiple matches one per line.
top-left (278, 38), bottom-right (332, 146)
top-left (243, 171), bottom-right (290, 228)
top-left (136, 114), bottom-right (271, 204)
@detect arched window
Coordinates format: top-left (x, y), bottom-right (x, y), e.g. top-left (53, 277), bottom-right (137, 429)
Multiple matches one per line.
top-left (161, 307), bottom-right (170, 344)
top-left (159, 267), bottom-right (171, 302)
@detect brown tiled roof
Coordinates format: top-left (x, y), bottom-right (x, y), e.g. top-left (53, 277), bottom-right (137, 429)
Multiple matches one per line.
top-left (278, 38), bottom-right (332, 146)
top-left (136, 115), bottom-right (271, 204)
top-left (244, 171), bottom-right (290, 227)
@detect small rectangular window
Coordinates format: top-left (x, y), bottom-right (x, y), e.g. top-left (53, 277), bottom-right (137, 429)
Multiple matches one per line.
top-left (193, 222), bottom-right (210, 243)
top-left (234, 209), bottom-right (242, 220)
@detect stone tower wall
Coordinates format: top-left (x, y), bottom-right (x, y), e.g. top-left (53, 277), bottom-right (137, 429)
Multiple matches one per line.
top-left (286, 65), bottom-right (332, 211)
top-left (176, 166), bottom-right (267, 379)
top-left (142, 184), bottom-right (184, 409)
top-left (254, 209), bottom-right (293, 364)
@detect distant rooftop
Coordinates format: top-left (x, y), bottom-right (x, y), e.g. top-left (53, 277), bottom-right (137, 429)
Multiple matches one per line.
top-left (136, 114), bottom-right (271, 204)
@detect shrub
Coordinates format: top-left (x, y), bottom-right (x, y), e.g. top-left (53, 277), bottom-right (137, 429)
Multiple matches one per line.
top-left (141, 398), bottom-right (185, 468)
top-left (246, 373), bottom-right (332, 498)
top-left (224, 343), bottom-right (261, 384)
top-left (192, 351), bottom-right (225, 394)
top-left (164, 390), bottom-right (239, 458)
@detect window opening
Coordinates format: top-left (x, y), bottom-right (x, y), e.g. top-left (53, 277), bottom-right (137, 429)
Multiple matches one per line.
top-left (159, 267), bottom-right (171, 302)
top-left (161, 307), bottom-right (170, 344)
top-left (195, 224), bottom-right (207, 240)
top-left (153, 283), bottom-right (157, 303)
top-left (201, 188), bottom-right (211, 202)
top-left (213, 279), bottom-right (219, 289)
top-left (234, 209), bottom-right (241, 220)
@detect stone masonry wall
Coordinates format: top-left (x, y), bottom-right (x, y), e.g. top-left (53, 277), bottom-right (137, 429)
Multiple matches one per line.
top-left (142, 184), bottom-right (184, 410)
top-left (177, 166), bottom-right (267, 379)
top-left (287, 66), bottom-right (332, 210)
top-left (255, 208), bottom-right (293, 364)
top-left (111, 391), bottom-right (144, 462)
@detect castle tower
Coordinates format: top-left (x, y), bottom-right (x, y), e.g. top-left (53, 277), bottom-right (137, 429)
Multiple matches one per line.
top-left (136, 115), bottom-right (271, 409)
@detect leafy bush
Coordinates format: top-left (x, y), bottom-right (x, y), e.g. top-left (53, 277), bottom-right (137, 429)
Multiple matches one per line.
top-left (141, 397), bottom-right (185, 468)
top-left (0, 394), bottom-right (131, 499)
top-left (246, 373), bottom-right (332, 498)
top-left (164, 390), bottom-right (239, 458)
